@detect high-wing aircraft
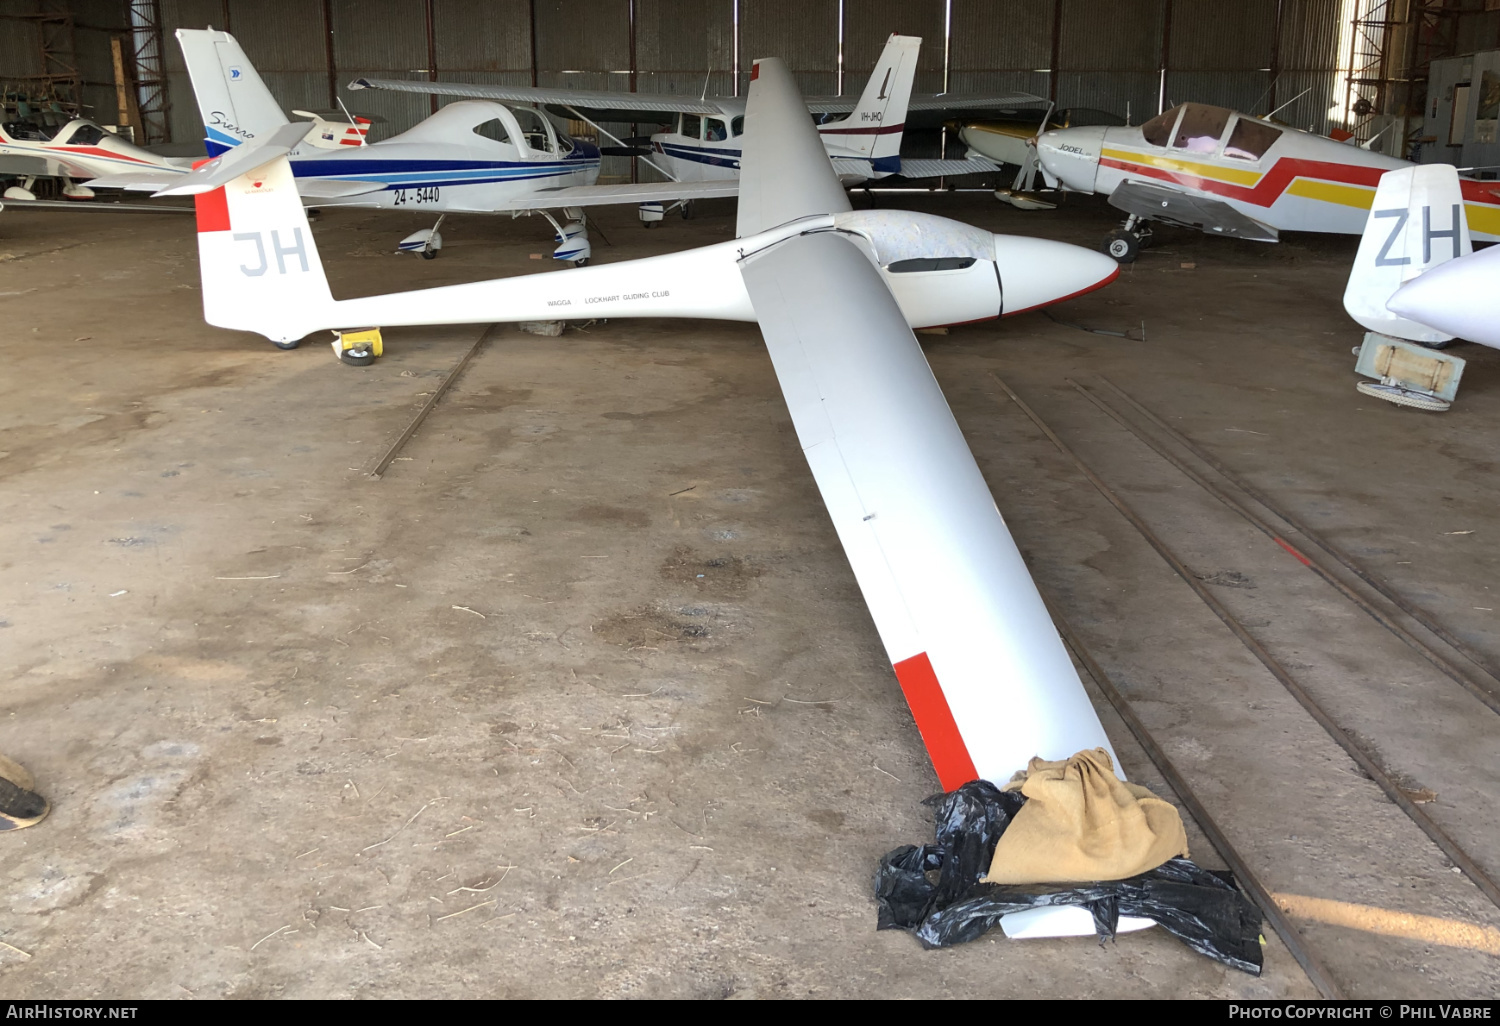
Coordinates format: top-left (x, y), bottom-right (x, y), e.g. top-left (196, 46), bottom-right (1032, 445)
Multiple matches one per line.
top-left (1034, 101), bottom-right (1500, 261)
top-left (1345, 164), bottom-right (1500, 351)
top-left (90, 29), bottom-right (742, 263)
top-left (163, 53), bottom-right (1122, 841)
top-left (0, 114), bottom-right (190, 200)
top-left (349, 35), bottom-right (1022, 186)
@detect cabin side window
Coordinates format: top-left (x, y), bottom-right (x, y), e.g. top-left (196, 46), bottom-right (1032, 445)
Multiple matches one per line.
top-left (1171, 104), bottom-right (1233, 154)
top-left (705, 117), bottom-right (728, 142)
top-left (681, 114), bottom-right (702, 140)
top-left (472, 119), bottom-right (508, 144)
top-left (64, 123), bottom-right (106, 145)
top-left (1223, 117), bottom-right (1282, 161)
top-left (1140, 107), bottom-right (1180, 147)
top-left (731, 115), bottom-right (744, 137)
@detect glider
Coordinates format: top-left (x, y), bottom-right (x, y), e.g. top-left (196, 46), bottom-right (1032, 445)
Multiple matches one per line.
top-left (167, 55), bottom-right (1123, 812)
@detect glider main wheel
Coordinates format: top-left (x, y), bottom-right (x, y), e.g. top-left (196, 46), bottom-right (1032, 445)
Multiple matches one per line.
top-left (1104, 229), bottom-right (1140, 263)
top-left (273, 339), bottom-right (300, 351)
top-left (421, 249), bottom-right (438, 260)
top-left (1417, 338), bottom-right (1454, 350)
top-left (339, 343), bottom-right (377, 368)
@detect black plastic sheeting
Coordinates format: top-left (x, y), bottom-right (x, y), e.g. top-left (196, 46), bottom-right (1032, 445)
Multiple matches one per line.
top-left (875, 780), bottom-right (1264, 975)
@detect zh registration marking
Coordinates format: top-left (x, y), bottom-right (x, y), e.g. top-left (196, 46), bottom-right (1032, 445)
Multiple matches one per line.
top-left (392, 187), bottom-right (440, 205)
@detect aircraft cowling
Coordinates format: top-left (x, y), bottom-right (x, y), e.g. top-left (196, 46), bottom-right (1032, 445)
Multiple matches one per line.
top-left (994, 235), bottom-right (1119, 316)
top-left (1036, 126), bottom-right (1105, 193)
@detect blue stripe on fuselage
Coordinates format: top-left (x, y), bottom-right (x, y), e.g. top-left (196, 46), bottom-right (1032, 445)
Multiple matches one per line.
top-left (659, 142), bottom-right (741, 170)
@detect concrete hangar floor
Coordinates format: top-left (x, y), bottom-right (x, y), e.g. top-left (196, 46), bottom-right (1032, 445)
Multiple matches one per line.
top-left (1, 191), bottom-right (1498, 999)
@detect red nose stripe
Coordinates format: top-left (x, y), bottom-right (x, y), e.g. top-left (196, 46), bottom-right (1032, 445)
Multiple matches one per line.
top-left (892, 652), bottom-right (978, 790)
top-left (194, 187), bottom-right (230, 233)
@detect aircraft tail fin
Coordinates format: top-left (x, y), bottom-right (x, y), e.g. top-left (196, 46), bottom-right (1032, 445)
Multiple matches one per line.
top-left (1343, 164), bottom-right (1471, 344)
top-left (158, 126), bottom-right (333, 344)
top-left (176, 28), bottom-right (290, 155)
top-left (818, 34), bottom-right (919, 170)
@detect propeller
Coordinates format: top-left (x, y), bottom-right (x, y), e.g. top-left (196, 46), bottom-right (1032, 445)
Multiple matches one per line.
top-left (994, 102), bottom-right (1056, 209)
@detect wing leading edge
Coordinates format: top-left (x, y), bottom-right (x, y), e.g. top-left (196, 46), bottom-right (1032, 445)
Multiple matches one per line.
top-left (739, 229), bottom-right (1116, 787)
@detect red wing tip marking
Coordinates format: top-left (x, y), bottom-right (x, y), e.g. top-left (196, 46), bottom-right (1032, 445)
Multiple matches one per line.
top-left (1002, 264), bottom-right (1120, 318)
top-left (892, 652), bottom-right (978, 790)
top-left (194, 187), bottom-right (230, 233)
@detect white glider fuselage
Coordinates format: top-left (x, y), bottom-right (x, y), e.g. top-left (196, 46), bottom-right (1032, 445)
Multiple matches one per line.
top-left (196, 156), bottom-right (1116, 343)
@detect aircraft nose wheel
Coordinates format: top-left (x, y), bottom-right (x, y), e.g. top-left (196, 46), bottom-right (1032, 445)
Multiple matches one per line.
top-left (421, 249), bottom-right (438, 260)
top-left (1103, 229), bottom-right (1141, 263)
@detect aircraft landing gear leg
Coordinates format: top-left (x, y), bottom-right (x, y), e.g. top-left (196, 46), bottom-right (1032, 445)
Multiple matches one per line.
top-left (1104, 215), bottom-right (1146, 263)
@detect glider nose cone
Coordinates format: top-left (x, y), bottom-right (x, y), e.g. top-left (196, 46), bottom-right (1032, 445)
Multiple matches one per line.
top-left (1386, 250), bottom-right (1500, 349)
top-left (994, 235), bottom-right (1119, 316)
top-left (1036, 126), bottom-right (1105, 192)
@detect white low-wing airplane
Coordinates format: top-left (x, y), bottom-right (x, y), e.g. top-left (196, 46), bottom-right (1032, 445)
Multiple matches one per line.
top-left (1344, 163), bottom-right (1500, 350)
top-left (1034, 101), bottom-right (1500, 261)
top-left (0, 115), bottom-right (191, 199)
top-left (90, 29), bottom-right (745, 263)
top-left (349, 35), bottom-right (1017, 186)
top-left (163, 54), bottom-right (1122, 806)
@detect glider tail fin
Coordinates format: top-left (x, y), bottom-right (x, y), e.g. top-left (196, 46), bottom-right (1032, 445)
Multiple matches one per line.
top-left (1343, 163), bottom-right (1470, 344)
top-left (176, 28), bottom-right (290, 155)
top-left (160, 131), bottom-right (333, 344)
top-left (820, 34), bottom-right (919, 170)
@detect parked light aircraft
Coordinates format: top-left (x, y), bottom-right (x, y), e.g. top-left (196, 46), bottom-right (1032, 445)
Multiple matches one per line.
top-left (1034, 101), bottom-right (1500, 261)
top-left (1345, 163), bottom-right (1500, 351)
top-left (163, 54), bottom-right (1124, 866)
top-left (0, 115), bottom-right (190, 199)
top-left (349, 35), bottom-right (1021, 186)
top-left (950, 107), bottom-right (1125, 170)
top-left (91, 29), bottom-right (744, 263)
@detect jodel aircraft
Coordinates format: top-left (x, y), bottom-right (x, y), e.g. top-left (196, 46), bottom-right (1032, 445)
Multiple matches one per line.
top-left (0, 115), bottom-right (190, 200)
top-left (1345, 163), bottom-right (1500, 351)
top-left (349, 35), bottom-right (1018, 186)
top-left (92, 29), bottom-right (742, 263)
top-left (163, 54), bottom-right (1123, 843)
top-left (1034, 101), bottom-right (1500, 261)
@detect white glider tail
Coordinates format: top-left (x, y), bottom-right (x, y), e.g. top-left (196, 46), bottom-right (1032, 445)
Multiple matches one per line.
top-left (1343, 165), bottom-right (1471, 345)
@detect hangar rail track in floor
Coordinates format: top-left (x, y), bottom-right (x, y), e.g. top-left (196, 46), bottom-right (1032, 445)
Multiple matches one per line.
top-left (990, 373), bottom-right (1500, 995)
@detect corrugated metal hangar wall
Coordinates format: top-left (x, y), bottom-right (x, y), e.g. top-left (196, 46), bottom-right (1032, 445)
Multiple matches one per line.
top-left (9, 0), bottom-right (1351, 169)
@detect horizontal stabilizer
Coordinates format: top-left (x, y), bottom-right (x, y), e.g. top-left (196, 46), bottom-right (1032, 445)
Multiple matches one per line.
top-left (84, 169), bottom-right (186, 192)
top-left (155, 122), bottom-right (313, 196)
top-left (1344, 164), bottom-right (1469, 344)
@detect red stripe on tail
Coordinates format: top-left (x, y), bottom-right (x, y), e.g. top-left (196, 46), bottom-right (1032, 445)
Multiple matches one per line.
top-left (194, 187), bottom-right (230, 233)
top-left (892, 652), bottom-right (978, 790)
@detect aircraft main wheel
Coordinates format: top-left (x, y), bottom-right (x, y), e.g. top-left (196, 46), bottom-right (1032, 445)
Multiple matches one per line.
top-left (681, 200), bottom-right (695, 220)
top-left (340, 344), bottom-right (376, 368)
top-left (421, 249), bottom-right (438, 260)
top-left (573, 257), bottom-right (590, 267)
top-left (1104, 230), bottom-right (1140, 263)
top-left (273, 339), bottom-right (300, 351)
top-left (1134, 227), bottom-right (1155, 249)
top-left (643, 221), bottom-right (659, 229)
top-left (1417, 338), bottom-right (1454, 350)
